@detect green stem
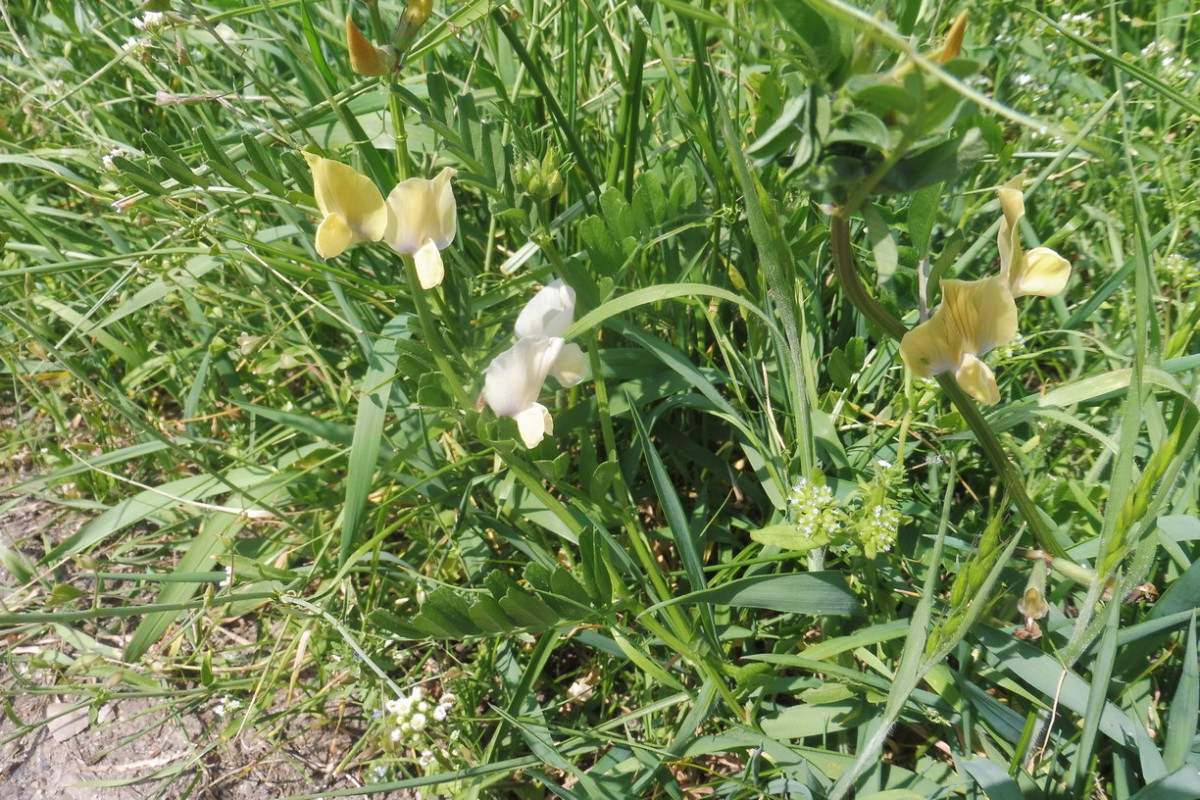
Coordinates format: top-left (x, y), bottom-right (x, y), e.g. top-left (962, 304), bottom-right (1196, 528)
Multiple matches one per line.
top-left (388, 83), bottom-right (411, 181)
top-left (829, 216), bottom-right (1070, 559)
top-left (830, 215), bottom-right (907, 340)
top-left (402, 253), bottom-right (474, 410)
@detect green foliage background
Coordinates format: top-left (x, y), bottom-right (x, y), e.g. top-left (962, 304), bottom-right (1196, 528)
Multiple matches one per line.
top-left (1, 0), bottom-right (1198, 797)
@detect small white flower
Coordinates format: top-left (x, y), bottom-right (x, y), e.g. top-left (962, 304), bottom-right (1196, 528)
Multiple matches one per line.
top-left (433, 705), bottom-right (448, 722)
top-left (410, 712), bottom-right (427, 731)
top-left (133, 11), bottom-right (166, 31)
top-left (419, 749), bottom-right (435, 767)
top-left (390, 727), bottom-right (402, 742)
top-left (440, 692), bottom-right (457, 706)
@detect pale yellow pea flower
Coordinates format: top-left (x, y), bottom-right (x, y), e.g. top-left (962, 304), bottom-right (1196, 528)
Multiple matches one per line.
top-left (384, 168), bottom-right (457, 289)
top-left (997, 177), bottom-right (1071, 298)
top-left (302, 152), bottom-right (388, 259)
top-left (899, 277), bottom-right (1018, 405)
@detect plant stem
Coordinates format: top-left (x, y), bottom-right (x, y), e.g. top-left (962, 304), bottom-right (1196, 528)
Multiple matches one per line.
top-left (402, 253), bottom-right (474, 411)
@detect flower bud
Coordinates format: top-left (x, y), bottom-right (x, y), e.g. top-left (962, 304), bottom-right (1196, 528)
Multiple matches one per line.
top-left (347, 15), bottom-right (394, 77)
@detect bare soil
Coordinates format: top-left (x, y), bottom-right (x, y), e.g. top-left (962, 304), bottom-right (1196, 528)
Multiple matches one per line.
top-left (0, 486), bottom-right (406, 799)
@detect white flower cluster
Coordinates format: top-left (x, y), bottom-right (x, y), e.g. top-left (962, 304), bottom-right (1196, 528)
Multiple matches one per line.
top-left (213, 695), bottom-right (243, 718)
top-left (787, 478), bottom-right (841, 540)
top-left (1055, 12), bottom-right (1092, 29)
top-left (1139, 40), bottom-right (1197, 84)
top-left (101, 147), bottom-right (126, 171)
top-left (1159, 252), bottom-right (1198, 285)
top-left (133, 11), bottom-right (166, 32)
top-left (383, 686), bottom-right (456, 746)
top-left (121, 36), bottom-right (150, 53)
top-left (861, 504), bottom-right (900, 554)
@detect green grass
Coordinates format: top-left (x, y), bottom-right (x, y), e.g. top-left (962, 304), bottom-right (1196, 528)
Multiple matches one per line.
top-left (2, 0), bottom-right (1199, 797)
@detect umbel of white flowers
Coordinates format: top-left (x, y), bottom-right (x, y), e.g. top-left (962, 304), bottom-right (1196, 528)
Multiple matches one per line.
top-left (482, 280), bottom-right (587, 448)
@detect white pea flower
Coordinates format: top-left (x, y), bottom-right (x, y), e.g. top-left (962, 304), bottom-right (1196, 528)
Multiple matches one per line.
top-left (483, 336), bottom-right (587, 448)
top-left (515, 279), bottom-right (576, 338)
top-left (482, 280), bottom-right (587, 448)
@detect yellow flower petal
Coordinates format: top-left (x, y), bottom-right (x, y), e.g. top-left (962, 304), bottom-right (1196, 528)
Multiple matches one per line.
top-left (901, 277), bottom-right (1016, 404)
top-left (413, 239), bottom-right (444, 289)
top-left (315, 212), bottom-right (354, 259)
top-left (955, 353), bottom-right (1000, 405)
top-left (997, 177), bottom-right (1024, 279)
top-left (1011, 247), bottom-right (1070, 298)
top-left (942, 277), bottom-right (1017, 355)
top-left (346, 15), bottom-right (392, 77)
top-left (303, 152), bottom-right (387, 257)
top-left (384, 167), bottom-right (458, 255)
top-left (899, 305), bottom-right (963, 378)
top-left (996, 177), bottom-right (1071, 297)
top-left (933, 10), bottom-right (969, 64)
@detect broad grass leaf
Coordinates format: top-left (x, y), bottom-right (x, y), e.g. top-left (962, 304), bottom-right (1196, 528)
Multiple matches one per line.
top-left (761, 700), bottom-right (868, 739)
top-left (1162, 617), bottom-right (1199, 771)
top-left (44, 466), bottom-right (287, 563)
top-left (654, 573), bottom-right (861, 616)
top-left (124, 510), bottom-right (240, 661)
top-left (1126, 767), bottom-right (1200, 800)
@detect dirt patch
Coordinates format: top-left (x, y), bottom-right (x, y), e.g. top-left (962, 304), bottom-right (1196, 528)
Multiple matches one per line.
top-left (0, 687), bottom-right (388, 799)
top-left (0, 485), bottom-right (411, 799)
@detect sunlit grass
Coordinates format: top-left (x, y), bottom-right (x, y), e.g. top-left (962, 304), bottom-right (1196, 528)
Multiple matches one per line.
top-left (1, 1), bottom-right (1198, 798)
